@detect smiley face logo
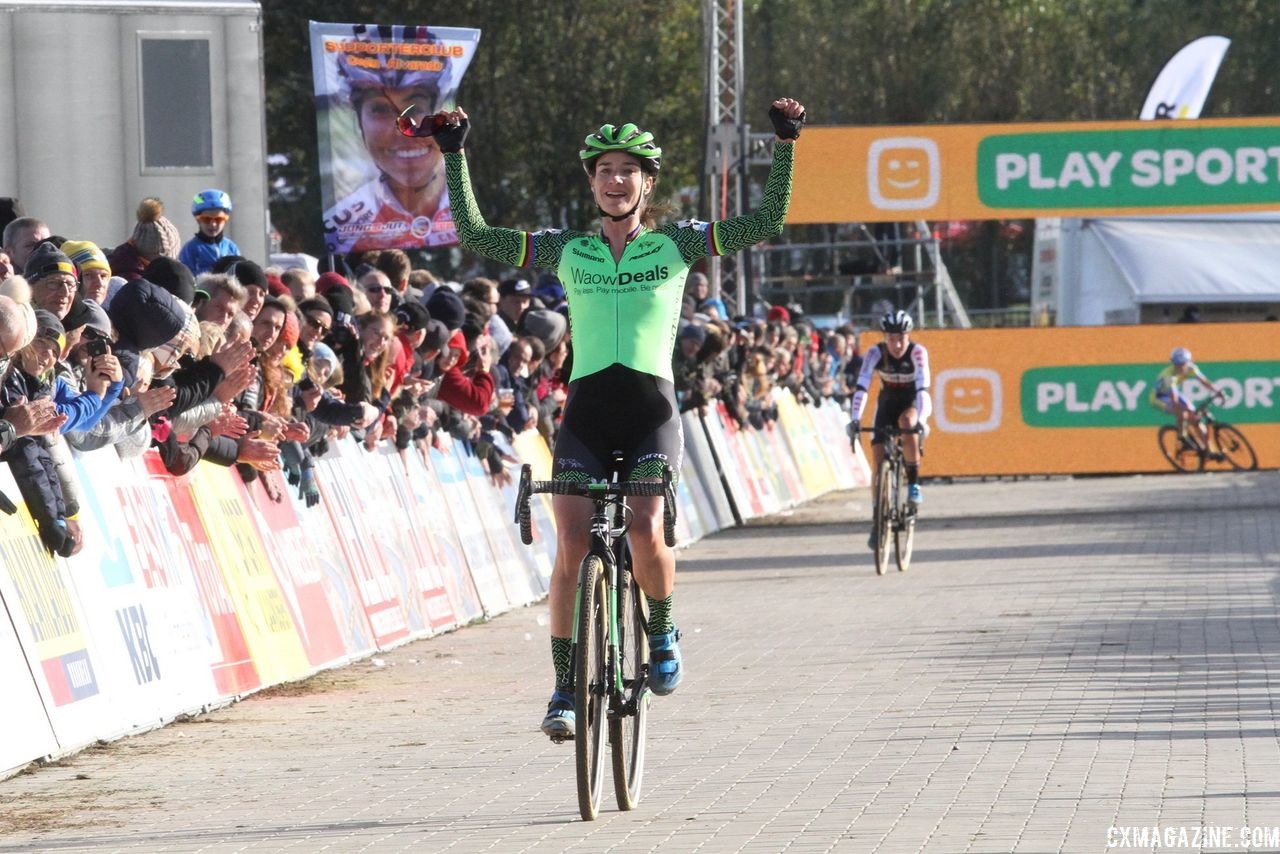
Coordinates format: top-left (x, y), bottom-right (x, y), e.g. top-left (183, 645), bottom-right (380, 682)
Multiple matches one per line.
top-left (935, 369), bottom-right (1002, 433)
top-left (868, 137), bottom-right (940, 210)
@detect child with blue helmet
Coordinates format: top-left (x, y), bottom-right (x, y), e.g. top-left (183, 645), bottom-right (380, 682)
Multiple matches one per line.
top-left (179, 189), bottom-right (241, 275)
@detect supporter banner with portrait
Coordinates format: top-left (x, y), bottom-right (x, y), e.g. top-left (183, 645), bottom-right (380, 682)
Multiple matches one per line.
top-left (310, 22), bottom-right (481, 256)
top-left (897, 322), bottom-right (1280, 476)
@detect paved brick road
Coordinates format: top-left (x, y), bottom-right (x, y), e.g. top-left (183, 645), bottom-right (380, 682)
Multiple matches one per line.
top-left (2, 471), bottom-right (1277, 853)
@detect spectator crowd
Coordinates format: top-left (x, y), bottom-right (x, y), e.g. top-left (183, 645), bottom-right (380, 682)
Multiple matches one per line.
top-left (0, 192), bottom-right (858, 558)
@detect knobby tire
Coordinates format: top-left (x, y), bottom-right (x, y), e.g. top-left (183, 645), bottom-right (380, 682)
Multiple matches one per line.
top-left (574, 555), bottom-right (608, 821)
top-left (874, 460), bottom-right (892, 575)
top-left (610, 570), bottom-right (649, 811)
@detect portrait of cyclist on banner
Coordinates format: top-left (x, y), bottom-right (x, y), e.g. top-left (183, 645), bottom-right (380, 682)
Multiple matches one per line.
top-left (433, 94), bottom-right (806, 740)
top-left (849, 310), bottom-right (932, 535)
top-left (1151, 346), bottom-right (1223, 457)
top-left (322, 25), bottom-right (462, 255)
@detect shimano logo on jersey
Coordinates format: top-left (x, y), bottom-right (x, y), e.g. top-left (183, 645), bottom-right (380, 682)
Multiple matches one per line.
top-left (570, 246), bottom-right (608, 264)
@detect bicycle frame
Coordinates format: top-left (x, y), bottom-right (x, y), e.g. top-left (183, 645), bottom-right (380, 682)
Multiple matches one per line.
top-left (516, 466), bottom-right (676, 716)
top-left (567, 493), bottom-right (634, 704)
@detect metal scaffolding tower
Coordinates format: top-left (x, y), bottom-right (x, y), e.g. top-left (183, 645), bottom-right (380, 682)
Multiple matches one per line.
top-left (702, 0), bottom-right (745, 312)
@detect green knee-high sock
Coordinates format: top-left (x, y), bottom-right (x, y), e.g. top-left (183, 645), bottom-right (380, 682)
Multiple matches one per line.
top-left (551, 636), bottom-right (572, 688)
top-left (646, 594), bottom-right (674, 635)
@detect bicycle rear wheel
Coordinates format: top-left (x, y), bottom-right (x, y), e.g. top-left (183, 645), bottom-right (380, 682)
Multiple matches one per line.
top-left (1214, 424), bottom-right (1257, 471)
top-left (873, 460), bottom-right (892, 575)
top-left (1157, 426), bottom-right (1203, 472)
top-left (894, 482), bottom-right (915, 574)
top-left (610, 564), bottom-right (649, 811)
top-left (574, 554), bottom-right (608, 821)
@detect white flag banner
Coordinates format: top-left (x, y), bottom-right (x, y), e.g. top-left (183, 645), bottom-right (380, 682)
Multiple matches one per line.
top-left (1140, 35), bottom-right (1230, 120)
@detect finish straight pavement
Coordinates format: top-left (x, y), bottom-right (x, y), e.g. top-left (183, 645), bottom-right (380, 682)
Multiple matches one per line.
top-left (2, 472), bottom-right (1279, 853)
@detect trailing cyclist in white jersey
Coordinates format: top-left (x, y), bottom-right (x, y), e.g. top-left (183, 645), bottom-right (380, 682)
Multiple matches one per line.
top-left (850, 310), bottom-right (932, 520)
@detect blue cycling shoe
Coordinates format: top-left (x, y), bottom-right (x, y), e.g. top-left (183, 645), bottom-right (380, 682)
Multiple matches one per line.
top-left (648, 629), bottom-right (683, 696)
top-left (907, 483), bottom-right (923, 505)
top-left (541, 688), bottom-right (575, 740)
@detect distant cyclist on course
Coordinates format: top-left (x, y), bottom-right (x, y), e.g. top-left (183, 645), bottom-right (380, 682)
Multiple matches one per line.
top-left (1151, 347), bottom-right (1222, 456)
top-left (435, 96), bottom-right (806, 739)
top-left (850, 310), bottom-right (932, 541)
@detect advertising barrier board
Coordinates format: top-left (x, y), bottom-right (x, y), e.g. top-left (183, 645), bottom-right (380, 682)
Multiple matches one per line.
top-left (896, 322), bottom-right (1279, 476)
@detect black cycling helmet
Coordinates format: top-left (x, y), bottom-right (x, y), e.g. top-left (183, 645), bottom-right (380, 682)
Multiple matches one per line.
top-left (880, 310), bottom-right (913, 334)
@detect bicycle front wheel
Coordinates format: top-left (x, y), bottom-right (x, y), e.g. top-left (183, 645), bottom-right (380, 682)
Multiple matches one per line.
top-left (1214, 424), bottom-right (1257, 471)
top-left (574, 554), bottom-right (608, 821)
top-left (1158, 426), bottom-right (1203, 472)
top-left (610, 565), bottom-right (649, 811)
top-left (873, 460), bottom-right (892, 575)
top-left (896, 473), bottom-right (916, 573)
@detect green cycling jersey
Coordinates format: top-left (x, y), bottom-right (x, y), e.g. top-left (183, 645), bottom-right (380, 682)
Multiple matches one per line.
top-left (444, 143), bottom-right (794, 383)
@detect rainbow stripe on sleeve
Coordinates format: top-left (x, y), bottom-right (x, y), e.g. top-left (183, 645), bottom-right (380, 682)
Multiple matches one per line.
top-left (707, 222), bottom-right (724, 256)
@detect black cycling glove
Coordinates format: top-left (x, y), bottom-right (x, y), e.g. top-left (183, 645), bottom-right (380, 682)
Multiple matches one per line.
top-left (435, 116), bottom-right (470, 154)
top-left (768, 105), bottom-right (806, 140)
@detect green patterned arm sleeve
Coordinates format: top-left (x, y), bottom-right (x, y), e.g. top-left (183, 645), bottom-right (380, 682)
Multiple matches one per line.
top-left (710, 141), bottom-right (794, 256)
top-left (445, 152), bottom-right (534, 267)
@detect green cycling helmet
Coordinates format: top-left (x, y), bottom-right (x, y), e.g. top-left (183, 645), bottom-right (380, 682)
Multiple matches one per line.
top-left (579, 123), bottom-right (662, 172)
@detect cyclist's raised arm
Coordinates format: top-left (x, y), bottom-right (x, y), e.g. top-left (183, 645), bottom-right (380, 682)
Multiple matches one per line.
top-left (850, 344), bottom-right (882, 423)
top-left (440, 110), bottom-right (568, 269)
top-left (663, 98), bottom-right (804, 265)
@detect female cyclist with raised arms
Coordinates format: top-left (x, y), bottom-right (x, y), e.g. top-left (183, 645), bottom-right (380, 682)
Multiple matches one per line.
top-left (431, 97), bottom-right (806, 739)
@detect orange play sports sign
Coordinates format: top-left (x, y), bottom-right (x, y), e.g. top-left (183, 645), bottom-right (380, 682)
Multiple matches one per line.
top-left (788, 116), bottom-right (1280, 223)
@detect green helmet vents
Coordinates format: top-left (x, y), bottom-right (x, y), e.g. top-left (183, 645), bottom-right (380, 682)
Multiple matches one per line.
top-left (580, 123), bottom-right (662, 171)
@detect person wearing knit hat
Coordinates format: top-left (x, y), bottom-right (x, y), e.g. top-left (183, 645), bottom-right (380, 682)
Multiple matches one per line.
top-left (266, 272), bottom-right (290, 299)
top-left (61, 240), bottom-right (113, 305)
top-left (106, 198), bottom-right (180, 282)
top-left (24, 243), bottom-right (78, 320)
top-left (296, 297), bottom-right (333, 354)
top-left (225, 259), bottom-right (267, 319)
top-left (517, 308), bottom-right (568, 353)
top-left (425, 286), bottom-right (466, 331)
top-left (314, 271), bottom-right (350, 297)
top-left (144, 256), bottom-right (196, 305)
top-left (323, 284), bottom-right (355, 329)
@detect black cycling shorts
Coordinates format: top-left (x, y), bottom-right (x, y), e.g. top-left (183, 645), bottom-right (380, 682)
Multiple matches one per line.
top-left (871, 388), bottom-right (918, 445)
top-left (553, 363), bottom-right (683, 482)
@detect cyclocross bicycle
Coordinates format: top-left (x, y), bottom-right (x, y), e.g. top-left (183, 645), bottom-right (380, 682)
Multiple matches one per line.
top-left (1157, 399), bottom-right (1257, 472)
top-left (862, 424), bottom-right (924, 575)
top-left (515, 459), bottom-right (677, 821)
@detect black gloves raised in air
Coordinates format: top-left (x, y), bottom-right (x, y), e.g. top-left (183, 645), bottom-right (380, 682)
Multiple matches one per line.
top-left (435, 116), bottom-right (470, 154)
top-left (768, 105), bottom-right (806, 141)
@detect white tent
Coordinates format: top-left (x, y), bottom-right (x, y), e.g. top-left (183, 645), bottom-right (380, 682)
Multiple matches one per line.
top-left (1040, 214), bottom-right (1280, 325)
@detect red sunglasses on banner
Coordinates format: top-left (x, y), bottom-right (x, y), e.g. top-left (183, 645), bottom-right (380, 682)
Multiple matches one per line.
top-left (384, 89), bottom-right (454, 139)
